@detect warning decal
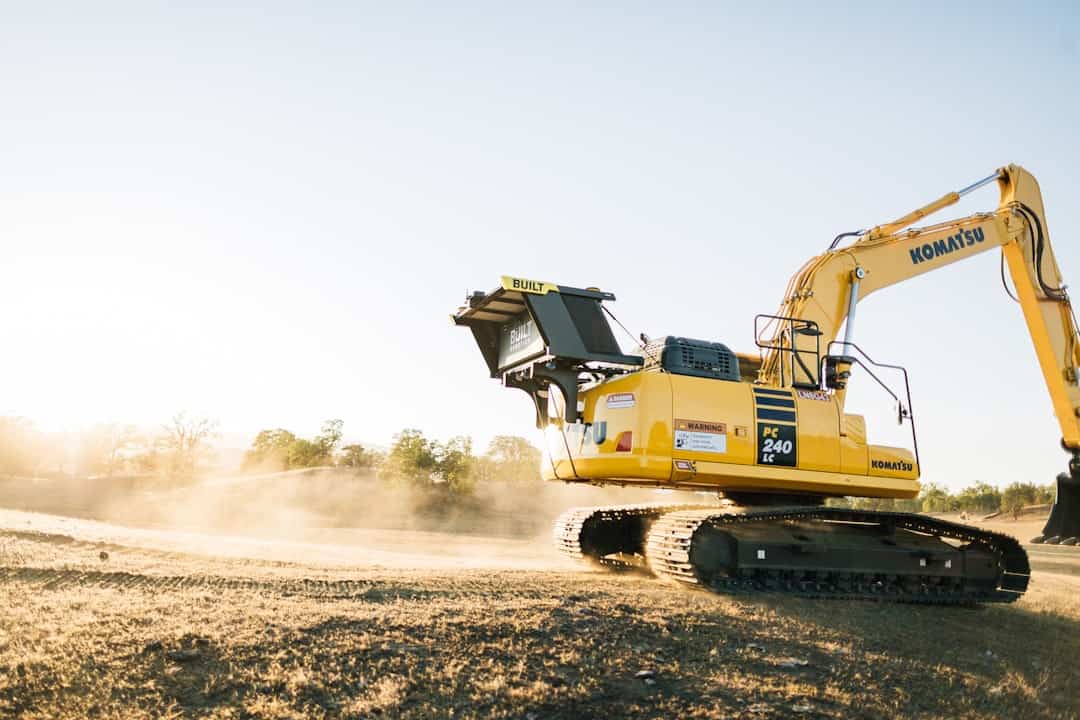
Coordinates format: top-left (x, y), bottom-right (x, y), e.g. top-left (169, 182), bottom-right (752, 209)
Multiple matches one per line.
top-left (674, 418), bottom-right (727, 454)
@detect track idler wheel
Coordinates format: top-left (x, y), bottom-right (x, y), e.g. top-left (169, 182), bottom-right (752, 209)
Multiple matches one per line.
top-left (554, 505), bottom-right (706, 571)
top-left (1032, 463), bottom-right (1080, 545)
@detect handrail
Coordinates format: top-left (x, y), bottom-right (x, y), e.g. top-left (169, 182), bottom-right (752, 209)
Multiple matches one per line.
top-left (826, 341), bottom-right (920, 469)
top-left (755, 314), bottom-right (821, 388)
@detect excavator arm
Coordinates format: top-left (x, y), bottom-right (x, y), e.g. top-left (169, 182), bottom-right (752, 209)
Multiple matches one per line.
top-left (759, 165), bottom-right (1080, 542)
top-left (762, 165), bottom-right (1080, 447)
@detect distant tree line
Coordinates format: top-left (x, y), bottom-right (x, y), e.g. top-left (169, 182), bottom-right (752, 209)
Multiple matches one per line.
top-left (366, 430), bottom-right (544, 495)
top-left (0, 413), bottom-right (544, 494)
top-left (242, 419), bottom-right (348, 471)
top-left (240, 423), bottom-right (542, 495)
top-left (830, 480), bottom-right (1055, 516)
top-left (0, 412), bottom-right (217, 482)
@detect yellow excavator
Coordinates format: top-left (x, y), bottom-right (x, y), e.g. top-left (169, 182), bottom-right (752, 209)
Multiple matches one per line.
top-left (453, 164), bottom-right (1080, 603)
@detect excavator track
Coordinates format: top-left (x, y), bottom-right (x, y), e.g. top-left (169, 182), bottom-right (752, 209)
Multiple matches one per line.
top-left (646, 507), bottom-right (1030, 604)
top-left (553, 503), bottom-right (710, 570)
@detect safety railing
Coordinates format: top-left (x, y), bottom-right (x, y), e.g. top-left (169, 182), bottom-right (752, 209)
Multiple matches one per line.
top-left (825, 341), bottom-right (920, 468)
top-left (754, 314), bottom-right (822, 389)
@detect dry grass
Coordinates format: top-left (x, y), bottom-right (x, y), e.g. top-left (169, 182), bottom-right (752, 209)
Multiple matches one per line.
top-left (2, 522), bottom-right (1080, 719)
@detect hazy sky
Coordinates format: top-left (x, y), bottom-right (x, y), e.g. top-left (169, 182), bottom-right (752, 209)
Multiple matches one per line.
top-left (2, 2), bottom-right (1078, 489)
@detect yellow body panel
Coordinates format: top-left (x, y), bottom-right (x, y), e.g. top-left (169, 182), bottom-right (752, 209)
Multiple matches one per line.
top-left (793, 391), bottom-right (841, 472)
top-left (541, 370), bottom-right (919, 499)
top-left (671, 375), bottom-right (755, 465)
top-left (839, 414), bottom-right (869, 475)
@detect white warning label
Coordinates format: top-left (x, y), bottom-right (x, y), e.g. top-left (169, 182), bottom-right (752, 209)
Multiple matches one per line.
top-left (673, 419), bottom-right (727, 454)
top-left (606, 393), bottom-right (636, 409)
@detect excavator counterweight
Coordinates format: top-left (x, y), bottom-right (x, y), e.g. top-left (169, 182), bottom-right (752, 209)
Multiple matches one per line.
top-left (453, 165), bottom-right (1080, 603)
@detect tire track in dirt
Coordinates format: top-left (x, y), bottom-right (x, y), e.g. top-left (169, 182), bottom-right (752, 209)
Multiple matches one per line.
top-left (0, 565), bottom-right (435, 599)
top-left (1, 527), bottom-right (219, 564)
top-left (0, 516), bottom-right (564, 572)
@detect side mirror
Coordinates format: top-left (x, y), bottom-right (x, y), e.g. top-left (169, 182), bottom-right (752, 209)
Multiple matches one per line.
top-left (824, 355), bottom-right (853, 390)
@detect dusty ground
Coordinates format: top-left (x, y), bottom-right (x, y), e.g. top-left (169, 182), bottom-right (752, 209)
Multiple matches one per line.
top-left (937, 512), bottom-right (1047, 544)
top-left (2, 509), bottom-right (1080, 719)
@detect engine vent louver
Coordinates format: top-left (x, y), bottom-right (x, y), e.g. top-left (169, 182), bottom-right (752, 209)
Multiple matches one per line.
top-left (640, 336), bottom-right (740, 382)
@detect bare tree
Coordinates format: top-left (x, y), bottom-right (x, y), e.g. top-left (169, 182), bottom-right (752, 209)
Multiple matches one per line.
top-left (105, 425), bottom-right (141, 477)
top-left (158, 413), bottom-right (218, 480)
top-left (77, 424), bottom-right (140, 477)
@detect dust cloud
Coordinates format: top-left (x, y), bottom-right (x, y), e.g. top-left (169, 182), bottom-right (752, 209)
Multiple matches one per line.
top-left (0, 471), bottom-right (707, 570)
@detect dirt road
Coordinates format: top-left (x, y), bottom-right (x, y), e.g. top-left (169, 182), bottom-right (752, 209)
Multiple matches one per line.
top-left (0, 507), bottom-right (564, 571)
